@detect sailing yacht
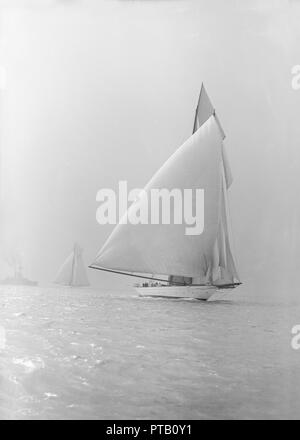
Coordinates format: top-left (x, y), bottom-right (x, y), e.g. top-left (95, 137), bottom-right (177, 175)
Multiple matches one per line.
top-left (55, 243), bottom-right (90, 287)
top-left (90, 84), bottom-right (241, 300)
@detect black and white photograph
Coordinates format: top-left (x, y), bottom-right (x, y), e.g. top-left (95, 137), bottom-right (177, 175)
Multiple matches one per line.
top-left (0, 0), bottom-right (299, 422)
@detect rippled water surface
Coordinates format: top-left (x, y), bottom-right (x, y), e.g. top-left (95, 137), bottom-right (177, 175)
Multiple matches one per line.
top-left (0, 286), bottom-right (299, 419)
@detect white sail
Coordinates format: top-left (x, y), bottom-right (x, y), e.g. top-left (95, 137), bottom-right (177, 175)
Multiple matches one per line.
top-left (54, 252), bottom-right (74, 285)
top-left (193, 83), bottom-right (226, 139)
top-left (92, 85), bottom-right (240, 286)
top-left (92, 116), bottom-right (238, 281)
top-left (193, 84), bottom-right (232, 188)
top-left (204, 160), bottom-right (240, 284)
top-left (55, 244), bottom-right (89, 287)
top-left (72, 247), bottom-right (90, 286)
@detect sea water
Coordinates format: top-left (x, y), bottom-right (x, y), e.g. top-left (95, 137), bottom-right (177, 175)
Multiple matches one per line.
top-left (0, 285), bottom-right (299, 420)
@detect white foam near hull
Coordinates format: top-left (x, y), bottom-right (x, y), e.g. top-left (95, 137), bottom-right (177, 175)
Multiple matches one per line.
top-left (136, 285), bottom-right (228, 300)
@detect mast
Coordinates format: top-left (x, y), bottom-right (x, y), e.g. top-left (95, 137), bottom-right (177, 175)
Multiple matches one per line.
top-left (70, 244), bottom-right (76, 286)
top-left (168, 84), bottom-right (208, 286)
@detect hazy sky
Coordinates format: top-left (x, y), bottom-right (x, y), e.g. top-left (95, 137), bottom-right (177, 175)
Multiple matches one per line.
top-left (0, 0), bottom-right (299, 297)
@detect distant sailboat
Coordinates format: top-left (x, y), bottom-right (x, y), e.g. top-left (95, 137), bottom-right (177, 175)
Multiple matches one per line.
top-left (90, 84), bottom-right (241, 300)
top-left (55, 243), bottom-right (89, 287)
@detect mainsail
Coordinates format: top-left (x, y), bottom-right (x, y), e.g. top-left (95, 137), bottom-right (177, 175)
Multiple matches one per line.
top-left (55, 244), bottom-right (90, 287)
top-left (91, 86), bottom-right (240, 286)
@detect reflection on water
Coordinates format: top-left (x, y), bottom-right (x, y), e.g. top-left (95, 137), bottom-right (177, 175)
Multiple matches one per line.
top-left (0, 285), bottom-right (300, 419)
